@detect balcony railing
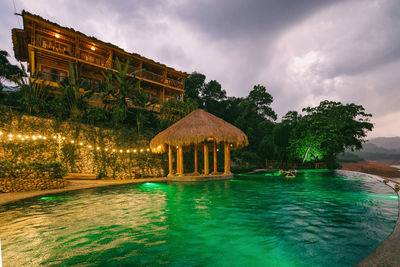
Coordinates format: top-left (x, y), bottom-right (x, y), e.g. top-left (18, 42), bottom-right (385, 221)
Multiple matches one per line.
top-left (142, 70), bottom-right (165, 84)
top-left (165, 78), bottom-right (183, 89)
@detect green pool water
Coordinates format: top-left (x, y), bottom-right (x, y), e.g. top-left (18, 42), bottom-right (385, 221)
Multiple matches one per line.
top-left (0, 171), bottom-right (398, 266)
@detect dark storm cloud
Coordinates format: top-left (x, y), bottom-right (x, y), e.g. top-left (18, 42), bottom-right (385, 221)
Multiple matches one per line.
top-left (173, 0), bottom-right (343, 39)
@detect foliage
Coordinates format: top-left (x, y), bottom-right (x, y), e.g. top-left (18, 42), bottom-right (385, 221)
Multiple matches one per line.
top-left (99, 57), bottom-right (141, 126)
top-left (286, 100), bottom-right (373, 167)
top-left (0, 50), bottom-right (22, 89)
top-left (160, 97), bottom-right (198, 128)
top-left (59, 63), bottom-right (92, 121)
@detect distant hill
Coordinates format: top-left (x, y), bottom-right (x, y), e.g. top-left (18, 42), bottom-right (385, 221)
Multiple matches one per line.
top-left (341, 137), bottom-right (400, 165)
top-left (369, 136), bottom-right (400, 150)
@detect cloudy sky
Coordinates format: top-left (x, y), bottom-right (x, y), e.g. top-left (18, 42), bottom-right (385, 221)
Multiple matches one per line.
top-left (1, 0), bottom-right (399, 138)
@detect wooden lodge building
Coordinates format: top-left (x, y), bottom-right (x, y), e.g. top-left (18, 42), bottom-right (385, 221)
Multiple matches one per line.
top-left (11, 11), bottom-right (187, 106)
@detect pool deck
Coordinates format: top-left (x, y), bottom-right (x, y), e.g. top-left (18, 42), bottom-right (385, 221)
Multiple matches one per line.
top-left (1, 171), bottom-right (399, 266)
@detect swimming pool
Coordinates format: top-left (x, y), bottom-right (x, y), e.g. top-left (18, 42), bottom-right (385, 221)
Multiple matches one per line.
top-left (0, 171), bottom-right (397, 266)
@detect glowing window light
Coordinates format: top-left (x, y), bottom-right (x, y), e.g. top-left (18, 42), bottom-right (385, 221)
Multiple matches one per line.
top-left (140, 149), bottom-right (144, 152)
top-left (146, 148), bottom-right (150, 152)
top-left (55, 33), bottom-right (60, 38)
top-left (105, 148), bottom-right (108, 151)
top-left (38, 135), bottom-right (42, 139)
top-left (8, 138), bottom-right (12, 141)
top-left (53, 136), bottom-right (57, 139)
top-left (21, 138), bottom-right (25, 141)
top-left (32, 136), bottom-right (37, 140)
top-left (97, 147), bottom-right (100, 150)
top-left (119, 149), bottom-right (123, 153)
top-left (79, 142), bottom-right (83, 146)
top-left (0, 131), bottom-right (3, 135)
top-left (91, 46), bottom-right (96, 51)
top-left (43, 136), bottom-right (47, 140)
top-left (25, 135), bottom-right (29, 139)
top-left (17, 134), bottom-right (22, 138)
top-left (88, 145), bottom-right (92, 149)
top-left (126, 150), bottom-right (130, 153)
top-left (62, 137), bottom-right (66, 140)
top-left (112, 149), bottom-right (116, 152)
top-left (70, 140), bottom-right (75, 144)
top-left (133, 149), bottom-right (137, 153)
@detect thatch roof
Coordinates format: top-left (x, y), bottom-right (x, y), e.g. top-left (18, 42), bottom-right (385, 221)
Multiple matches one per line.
top-left (150, 109), bottom-right (248, 153)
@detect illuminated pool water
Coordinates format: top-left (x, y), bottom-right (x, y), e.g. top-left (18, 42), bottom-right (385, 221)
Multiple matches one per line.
top-left (0, 171), bottom-right (398, 266)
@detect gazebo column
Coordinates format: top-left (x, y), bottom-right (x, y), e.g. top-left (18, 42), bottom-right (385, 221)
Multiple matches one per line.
top-left (178, 146), bottom-right (184, 175)
top-left (168, 145), bottom-right (173, 176)
top-left (176, 147), bottom-right (180, 175)
top-left (194, 144), bottom-right (199, 174)
top-left (213, 141), bottom-right (217, 173)
top-left (224, 143), bottom-right (231, 174)
top-left (204, 143), bottom-right (209, 175)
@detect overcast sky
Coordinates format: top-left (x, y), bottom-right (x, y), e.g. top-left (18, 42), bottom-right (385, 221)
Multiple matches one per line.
top-left (1, 0), bottom-right (399, 138)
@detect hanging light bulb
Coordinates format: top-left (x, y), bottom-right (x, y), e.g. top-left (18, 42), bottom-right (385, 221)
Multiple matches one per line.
top-left (97, 147), bottom-right (100, 150)
top-left (79, 142), bottom-right (83, 146)
top-left (8, 134), bottom-right (12, 138)
top-left (71, 140), bottom-right (75, 144)
top-left (17, 134), bottom-right (22, 138)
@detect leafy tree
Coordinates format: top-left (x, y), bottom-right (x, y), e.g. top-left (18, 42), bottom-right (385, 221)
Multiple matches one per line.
top-left (184, 72), bottom-right (206, 107)
top-left (288, 100), bottom-right (373, 167)
top-left (247, 85), bottom-right (277, 120)
top-left (0, 50), bottom-right (22, 90)
top-left (160, 97), bottom-right (198, 128)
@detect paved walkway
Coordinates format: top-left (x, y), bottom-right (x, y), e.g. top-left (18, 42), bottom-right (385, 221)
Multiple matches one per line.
top-left (0, 178), bottom-right (167, 206)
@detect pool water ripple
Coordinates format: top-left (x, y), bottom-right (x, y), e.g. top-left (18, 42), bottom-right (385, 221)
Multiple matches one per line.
top-left (0, 171), bottom-right (398, 266)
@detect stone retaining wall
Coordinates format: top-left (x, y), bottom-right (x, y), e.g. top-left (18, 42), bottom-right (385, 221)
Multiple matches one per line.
top-left (0, 177), bottom-right (66, 192)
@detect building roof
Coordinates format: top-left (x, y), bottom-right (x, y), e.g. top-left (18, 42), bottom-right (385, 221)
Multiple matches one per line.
top-left (150, 109), bottom-right (248, 152)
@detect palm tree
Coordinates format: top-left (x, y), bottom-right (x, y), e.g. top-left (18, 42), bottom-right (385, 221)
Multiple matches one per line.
top-left (12, 65), bottom-right (51, 114)
top-left (99, 57), bottom-right (141, 126)
top-left (59, 63), bottom-right (92, 121)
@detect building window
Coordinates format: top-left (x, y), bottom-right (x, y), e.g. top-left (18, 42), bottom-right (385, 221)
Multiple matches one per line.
top-left (41, 66), bottom-right (67, 82)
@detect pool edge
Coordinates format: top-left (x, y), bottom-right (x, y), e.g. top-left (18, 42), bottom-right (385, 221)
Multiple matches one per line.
top-left (336, 170), bottom-right (400, 266)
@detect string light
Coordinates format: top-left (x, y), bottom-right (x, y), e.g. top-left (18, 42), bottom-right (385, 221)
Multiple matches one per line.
top-left (0, 131), bottom-right (153, 155)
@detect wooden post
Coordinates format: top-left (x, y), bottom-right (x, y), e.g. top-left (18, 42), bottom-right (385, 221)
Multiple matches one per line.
top-left (176, 147), bottom-right (180, 175)
top-left (224, 143), bottom-right (231, 174)
top-left (204, 143), bottom-right (209, 175)
top-left (179, 146), bottom-right (184, 175)
top-left (194, 143), bottom-right (198, 174)
top-left (162, 87), bottom-right (165, 103)
top-left (168, 145), bottom-right (173, 176)
top-left (30, 49), bottom-right (35, 75)
top-left (213, 141), bottom-right (217, 173)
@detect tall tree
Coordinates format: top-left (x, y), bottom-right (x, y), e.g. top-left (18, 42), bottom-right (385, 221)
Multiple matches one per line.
top-left (0, 50), bottom-right (22, 90)
top-left (288, 100), bottom-right (373, 167)
top-left (247, 85), bottom-right (277, 120)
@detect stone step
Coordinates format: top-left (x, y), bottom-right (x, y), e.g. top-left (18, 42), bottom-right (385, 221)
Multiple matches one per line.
top-left (64, 173), bottom-right (98, 180)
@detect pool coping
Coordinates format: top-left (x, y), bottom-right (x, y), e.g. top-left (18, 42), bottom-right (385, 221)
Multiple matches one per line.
top-left (336, 170), bottom-right (400, 266)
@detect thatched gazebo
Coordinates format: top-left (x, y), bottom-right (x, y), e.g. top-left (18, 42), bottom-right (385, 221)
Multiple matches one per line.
top-left (150, 109), bottom-right (248, 180)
